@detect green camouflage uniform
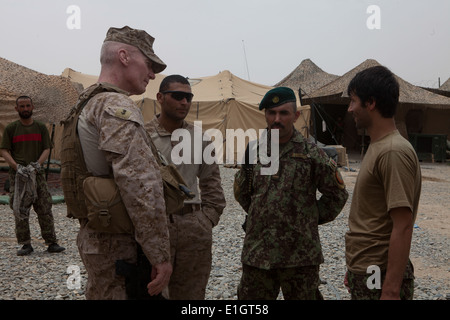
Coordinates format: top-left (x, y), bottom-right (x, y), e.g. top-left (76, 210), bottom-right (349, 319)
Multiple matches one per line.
top-left (234, 129), bottom-right (348, 299)
top-left (8, 168), bottom-right (57, 245)
top-left (346, 260), bottom-right (415, 300)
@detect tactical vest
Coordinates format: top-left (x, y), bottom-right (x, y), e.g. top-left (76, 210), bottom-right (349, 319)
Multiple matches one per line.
top-left (60, 83), bottom-right (194, 220)
top-left (60, 83), bottom-right (120, 219)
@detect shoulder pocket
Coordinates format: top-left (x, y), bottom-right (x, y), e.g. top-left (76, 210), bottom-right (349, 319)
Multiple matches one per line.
top-left (105, 106), bottom-right (144, 126)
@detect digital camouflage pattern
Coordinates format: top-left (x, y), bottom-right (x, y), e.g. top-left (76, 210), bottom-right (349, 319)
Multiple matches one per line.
top-left (12, 163), bottom-right (39, 220)
top-left (9, 168), bottom-right (57, 245)
top-left (238, 264), bottom-right (323, 300)
top-left (75, 85), bottom-right (170, 299)
top-left (235, 129), bottom-right (348, 270)
top-left (346, 260), bottom-right (415, 300)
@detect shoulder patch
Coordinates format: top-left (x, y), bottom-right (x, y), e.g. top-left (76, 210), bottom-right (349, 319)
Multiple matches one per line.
top-left (328, 157), bottom-right (338, 168)
top-left (105, 105), bottom-right (144, 126)
top-left (114, 108), bottom-right (132, 120)
top-left (335, 169), bottom-right (345, 189)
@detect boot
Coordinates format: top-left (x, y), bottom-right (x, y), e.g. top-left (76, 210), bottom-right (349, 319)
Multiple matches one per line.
top-left (47, 243), bottom-right (66, 253)
top-left (17, 244), bottom-right (33, 256)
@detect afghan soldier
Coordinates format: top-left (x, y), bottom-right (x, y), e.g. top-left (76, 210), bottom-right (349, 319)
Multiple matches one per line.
top-left (234, 87), bottom-right (348, 300)
top-left (1, 96), bottom-right (65, 256)
top-left (145, 75), bottom-right (226, 299)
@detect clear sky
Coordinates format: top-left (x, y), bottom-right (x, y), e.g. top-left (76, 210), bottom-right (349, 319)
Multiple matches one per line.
top-left (1, 0), bottom-right (449, 88)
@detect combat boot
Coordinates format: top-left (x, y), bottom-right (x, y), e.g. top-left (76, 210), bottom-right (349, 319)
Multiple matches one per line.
top-left (47, 243), bottom-right (66, 253)
top-left (17, 244), bottom-right (33, 256)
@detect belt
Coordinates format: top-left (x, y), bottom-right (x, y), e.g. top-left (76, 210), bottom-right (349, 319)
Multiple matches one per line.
top-left (173, 203), bottom-right (201, 215)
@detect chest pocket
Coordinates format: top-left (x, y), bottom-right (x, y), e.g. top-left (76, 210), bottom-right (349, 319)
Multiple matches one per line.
top-left (290, 153), bottom-right (313, 194)
top-left (251, 152), bottom-right (312, 196)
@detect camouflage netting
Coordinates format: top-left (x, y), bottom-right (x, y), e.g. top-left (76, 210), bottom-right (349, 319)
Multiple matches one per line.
top-left (0, 57), bottom-right (80, 161)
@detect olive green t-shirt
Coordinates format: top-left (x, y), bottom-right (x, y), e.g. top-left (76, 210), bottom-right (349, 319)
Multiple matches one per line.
top-left (345, 130), bottom-right (421, 274)
top-left (0, 120), bottom-right (52, 166)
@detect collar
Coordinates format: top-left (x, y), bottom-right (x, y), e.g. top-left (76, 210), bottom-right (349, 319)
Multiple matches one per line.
top-left (151, 114), bottom-right (189, 137)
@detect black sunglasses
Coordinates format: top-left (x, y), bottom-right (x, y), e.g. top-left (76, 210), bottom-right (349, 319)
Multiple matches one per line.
top-left (161, 91), bottom-right (194, 102)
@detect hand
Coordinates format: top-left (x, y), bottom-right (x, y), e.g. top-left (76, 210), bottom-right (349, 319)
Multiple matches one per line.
top-left (147, 261), bottom-right (172, 296)
top-left (380, 292), bottom-right (401, 300)
top-left (344, 271), bottom-right (350, 293)
top-left (380, 286), bottom-right (401, 300)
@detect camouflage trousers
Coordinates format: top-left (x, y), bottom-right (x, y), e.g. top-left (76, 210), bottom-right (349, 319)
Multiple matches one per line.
top-left (346, 260), bottom-right (415, 300)
top-left (168, 210), bottom-right (213, 300)
top-left (9, 170), bottom-right (57, 245)
top-left (238, 264), bottom-right (323, 300)
top-left (77, 219), bottom-right (137, 300)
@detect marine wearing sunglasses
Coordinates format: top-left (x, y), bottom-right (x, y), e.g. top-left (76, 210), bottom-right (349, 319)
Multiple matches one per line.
top-left (161, 91), bottom-right (194, 103)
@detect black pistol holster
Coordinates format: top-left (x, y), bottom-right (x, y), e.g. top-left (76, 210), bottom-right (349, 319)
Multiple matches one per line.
top-left (115, 245), bottom-right (166, 300)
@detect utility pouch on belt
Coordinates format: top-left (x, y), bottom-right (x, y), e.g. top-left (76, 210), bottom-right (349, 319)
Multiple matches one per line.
top-left (83, 176), bottom-right (133, 234)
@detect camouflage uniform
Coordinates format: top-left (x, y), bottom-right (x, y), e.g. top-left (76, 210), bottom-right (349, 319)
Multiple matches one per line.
top-left (77, 86), bottom-right (170, 299)
top-left (1, 119), bottom-right (58, 246)
top-left (8, 167), bottom-right (57, 245)
top-left (235, 129), bottom-right (348, 299)
top-left (346, 260), bottom-right (415, 300)
top-left (145, 116), bottom-right (226, 300)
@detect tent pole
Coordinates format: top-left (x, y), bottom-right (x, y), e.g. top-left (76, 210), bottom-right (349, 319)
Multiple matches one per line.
top-left (46, 123), bottom-right (55, 181)
top-left (311, 103), bottom-right (318, 144)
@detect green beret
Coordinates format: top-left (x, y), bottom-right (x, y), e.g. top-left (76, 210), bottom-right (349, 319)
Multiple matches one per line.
top-left (259, 87), bottom-right (297, 110)
top-left (104, 26), bottom-right (167, 74)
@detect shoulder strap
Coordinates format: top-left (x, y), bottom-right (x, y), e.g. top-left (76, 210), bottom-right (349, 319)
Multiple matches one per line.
top-left (62, 83), bottom-right (123, 176)
top-left (62, 83), bottom-right (122, 124)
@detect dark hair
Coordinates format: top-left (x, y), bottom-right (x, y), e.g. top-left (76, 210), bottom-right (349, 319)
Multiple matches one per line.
top-left (159, 75), bottom-right (190, 92)
top-left (16, 95), bottom-right (33, 106)
top-left (347, 65), bottom-right (399, 118)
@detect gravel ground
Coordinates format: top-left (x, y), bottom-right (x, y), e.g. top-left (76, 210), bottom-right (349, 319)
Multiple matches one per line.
top-left (0, 160), bottom-right (448, 300)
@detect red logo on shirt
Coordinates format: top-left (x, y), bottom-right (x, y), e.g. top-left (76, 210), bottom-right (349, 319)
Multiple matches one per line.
top-left (12, 134), bottom-right (42, 143)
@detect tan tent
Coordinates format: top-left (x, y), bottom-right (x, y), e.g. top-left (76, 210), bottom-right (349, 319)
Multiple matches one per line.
top-left (275, 59), bottom-right (339, 98)
top-left (61, 68), bottom-right (99, 93)
top-left (138, 70), bottom-right (311, 163)
top-left (440, 78), bottom-right (450, 91)
top-left (0, 57), bottom-right (79, 163)
top-left (302, 59), bottom-right (450, 150)
top-left (62, 69), bottom-right (311, 163)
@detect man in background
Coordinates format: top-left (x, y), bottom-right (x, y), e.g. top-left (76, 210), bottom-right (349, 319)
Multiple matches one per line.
top-left (1, 95), bottom-right (65, 256)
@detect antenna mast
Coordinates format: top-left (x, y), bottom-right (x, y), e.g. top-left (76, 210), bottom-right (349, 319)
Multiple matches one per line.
top-left (242, 40), bottom-right (251, 81)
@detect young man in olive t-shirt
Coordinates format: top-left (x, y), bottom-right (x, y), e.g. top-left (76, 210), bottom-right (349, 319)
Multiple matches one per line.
top-left (0, 96), bottom-right (65, 256)
top-left (344, 66), bottom-right (421, 300)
